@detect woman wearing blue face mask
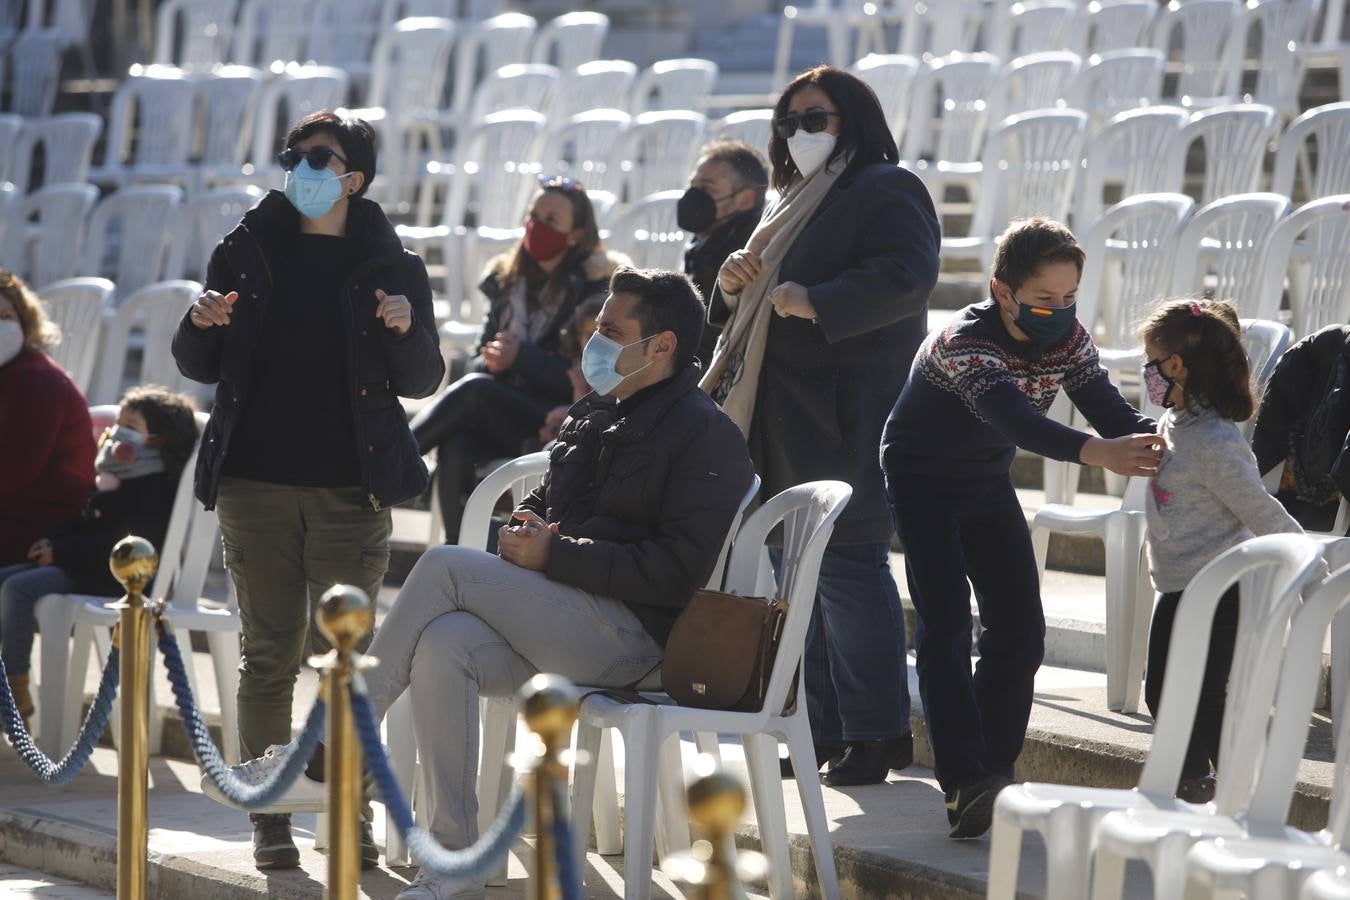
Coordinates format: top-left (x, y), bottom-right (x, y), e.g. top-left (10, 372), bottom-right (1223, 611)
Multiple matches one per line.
top-left (171, 110), bottom-right (445, 870)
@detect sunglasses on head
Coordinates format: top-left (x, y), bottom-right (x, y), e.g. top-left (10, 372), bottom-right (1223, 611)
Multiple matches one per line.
top-left (277, 145), bottom-right (348, 172)
top-left (538, 173), bottom-right (584, 191)
top-left (773, 109), bottom-right (841, 139)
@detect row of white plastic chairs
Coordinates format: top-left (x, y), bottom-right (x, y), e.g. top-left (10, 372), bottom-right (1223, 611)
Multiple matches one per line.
top-left (0, 27), bottom-right (64, 116)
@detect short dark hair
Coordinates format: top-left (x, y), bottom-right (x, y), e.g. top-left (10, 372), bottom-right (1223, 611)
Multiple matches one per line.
top-left (608, 267), bottom-right (705, 370)
top-left (283, 111), bottom-right (378, 198)
top-left (119, 385), bottom-right (200, 477)
top-left (990, 217), bottom-right (1086, 292)
top-left (700, 139), bottom-right (768, 207)
top-left (769, 66), bottom-right (899, 191)
top-left (1140, 298), bottom-right (1254, 421)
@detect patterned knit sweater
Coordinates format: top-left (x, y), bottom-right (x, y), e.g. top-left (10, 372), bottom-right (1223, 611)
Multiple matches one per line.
top-left (882, 300), bottom-right (1154, 477)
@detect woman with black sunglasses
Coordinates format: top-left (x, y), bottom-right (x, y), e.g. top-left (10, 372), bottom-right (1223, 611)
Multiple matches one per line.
top-left (407, 175), bottom-right (629, 540)
top-left (704, 65), bottom-right (941, 787)
top-left (172, 110), bottom-right (444, 871)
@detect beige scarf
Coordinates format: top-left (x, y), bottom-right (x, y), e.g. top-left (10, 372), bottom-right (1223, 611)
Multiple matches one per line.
top-left (699, 158), bottom-right (847, 434)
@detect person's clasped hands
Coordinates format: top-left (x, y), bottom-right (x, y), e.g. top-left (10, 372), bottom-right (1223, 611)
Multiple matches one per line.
top-left (482, 331), bottom-right (521, 373)
top-left (497, 509), bottom-right (558, 572)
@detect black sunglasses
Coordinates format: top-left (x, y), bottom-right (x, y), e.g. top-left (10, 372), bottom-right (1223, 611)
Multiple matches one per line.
top-left (538, 173), bottom-right (584, 191)
top-left (277, 145), bottom-right (348, 172)
top-left (773, 109), bottom-right (841, 139)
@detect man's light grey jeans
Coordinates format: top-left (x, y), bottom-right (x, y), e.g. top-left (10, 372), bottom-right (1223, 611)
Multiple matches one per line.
top-left (363, 544), bottom-right (663, 853)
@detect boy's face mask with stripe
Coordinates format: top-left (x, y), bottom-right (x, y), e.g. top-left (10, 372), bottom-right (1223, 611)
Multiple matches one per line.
top-left (993, 268), bottom-right (1079, 348)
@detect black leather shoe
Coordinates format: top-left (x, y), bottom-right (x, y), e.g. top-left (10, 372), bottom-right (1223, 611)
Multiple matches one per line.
top-left (822, 734), bottom-right (914, 787)
top-left (251, 813), bottom-right (300, 870)
top-left (780, 742), bottom-right (846, 778)
top-left (360, 818), bottom-right (379, 869)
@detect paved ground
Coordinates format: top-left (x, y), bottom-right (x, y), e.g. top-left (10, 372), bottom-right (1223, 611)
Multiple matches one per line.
top-left (0, 863), bottom-right (114, 898)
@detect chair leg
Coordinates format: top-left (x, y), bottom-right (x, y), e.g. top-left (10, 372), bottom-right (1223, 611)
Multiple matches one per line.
top-left (478, 698), bottom-right (515, 887)
top-left (692, 730), bottom-right (722, 764)
top-left (571, 721), bottom-right (605, 875)
top-left (1102, 516), bottom-right (1131, 712)
top-left (35, 597), bottom-right (77, 758)
top-left (744, 732), bottom-right (795, 900)
top-left (205, 630), bottom-right (241, 765)
top-left (986, 812), bottom-right (1023, 900)
top-left (785, 718), bottom-right (839, 900)
top-left (1122, 546), bottom-right (1154, 716)
top-left (655, 733), bottom-right (690, 862)
top-left (619, 714), bottom-right (660, 900)
top-left (1088, 844), bottom-right (1127, 900)
top-left (1045, 808), bottom-right (1091, 900)
top-left (1031, 525), bottom-right (1051, 584)
top-left (592, 729), bottom-right (622, 855)
top-left (384, 692), bottom-right (416, 866)
top-left (314, 812), bottom-right (328, 850)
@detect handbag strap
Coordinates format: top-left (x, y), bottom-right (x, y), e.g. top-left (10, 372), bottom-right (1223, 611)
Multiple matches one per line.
top-left (577, 657), bottom-right (664, 707)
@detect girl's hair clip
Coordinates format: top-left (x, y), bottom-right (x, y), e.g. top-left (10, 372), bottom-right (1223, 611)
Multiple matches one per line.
top-left (1189, 300), bottom-right (1203, 317)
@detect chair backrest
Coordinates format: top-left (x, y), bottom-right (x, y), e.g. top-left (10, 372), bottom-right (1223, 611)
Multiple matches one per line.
top-left (1255, 195), bottom-right (1350, 337)
top-left (991, 0), bottom-right (1079, 60)
top-left (631, 58), bottom-right (718, 115)
top-left (1236, 316), bottom-right (1295, 441)
top-left (1164, 104), bottom-right (1278, 205)
top-left (6, 29), bottom-right (65, 117)
top-left (554, 60), bottom-right (637, 120)
top-left (94, 280), bottom-right (203, 405)
top-left (193, 66), bottom-right (264, 170)
top-left (148, 415), bottom-right (211, 604)
top-left (1235, 0), bottom-right (1316, 119)
top-left (365, 17), bottom-right (457, 115)
top-left (1151, 0), bottom-right (1241, 106)
top-left (851, 54), bottom-right (919, 146)
top-left (153, 0), bottom-right (240, 70)
top-left (165, 186), bottom-right (265, 282)
top-left (9, 113), bottom-right (102, 195)
top-left (1272, 102), bottom-right (1350, 200)
top-left (23, 0), bottom-right (92, 45)
top-left (722, 481), bottom-right (852, 718)
top-left (1137, 533), bottom-right (1324, 808)
top-left (540, 108), bottom-right (631, 195)
top-left (232, 0), bottom-right (315, 68)
top-left (84, 185), bottom-right (186, 298)
top-left (706, 475), bottom-right (761, 593)
top-left (248, 66), bottom-right (351, 171)
top-left (604, 190), bottom-right (684, 271)
top-left (967, 109), bottom-right (1088, 242)
top-left (469, 63), bottom-right (560, 123)
top-left (306, 0), bottom-right (385, 73)
top-left (39, 277), bottom-right (116, 394)
top-left (1077, 193), bottom-right (1195, 350)
top-left (610, 110), bottom-right (707, 205)
top-left (900, 0), bottom-right (984, 59)
top-left (1169, 192), bottom-right (1291, 316)
top-left (1072, 0), bottom-right (1156, 55)
top-left (444, 109), bottom-right (547, 231)
top-left (456, 452), bottom-right (551, 550)
top-left (902, 52), bottom-right (1000, 165)
top-left (102, 71), bottom-right (198, 171)
top-left (449, 12), bottom-right (538, 114)
top-left (1067, 48), bottom-right (1165, 125)
top-left (0, 114), bottom-right (20, 184)
top-left (532, 11), bottom-right (608, 72)
top-left (1074, 105), bottom-right (1188, 228)
top-left (992, 51), bottom-right (1081, 123)
top-left (16, 183), bottom-right (100, 288)
top-left (708, 109), bottom-right (773, 157)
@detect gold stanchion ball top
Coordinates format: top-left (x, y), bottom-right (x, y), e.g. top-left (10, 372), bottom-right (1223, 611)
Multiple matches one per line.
top-left (686, 771), bottom-right (747, 833)
top-left (316, 584), bottom-right (374, 647)
top-left (518, 673), bottom-right (579, 741)
top-left (109, 536), bottom-right (158, 593)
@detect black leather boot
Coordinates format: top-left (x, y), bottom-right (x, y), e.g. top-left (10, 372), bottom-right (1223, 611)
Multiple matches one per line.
top-left (780, 741), bottom-right (846, 778)
top-left (822, 734), bottom-right (914, 787)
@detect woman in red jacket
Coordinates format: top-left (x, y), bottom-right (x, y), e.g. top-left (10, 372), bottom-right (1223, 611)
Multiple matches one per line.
top-left (0, 271), bottom-right (95, 567)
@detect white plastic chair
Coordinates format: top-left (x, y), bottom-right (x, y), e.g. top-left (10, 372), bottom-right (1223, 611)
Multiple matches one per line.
top-left (0, 114), bottom-right (21, 185)
top-left (1073, 106), bottom-right (1188, 229)
top-left (8, 113), bottom-right (102, 195)
top-left (232, 0), bottom-right (315, 68)
top-left (531, 11), bottom-right (608, 72)
top-left (571, 481), bottom-right (851, 900)
top-left (604, 190), bottom-right (685, 272)
top-left (708, 109), bottom-right (774, 156)
top-left (1067, 48), bottom-right (1166, 127)
top-left (152, 0), bottom-right (240, 70)
top-left (1162, 104), bottom-right (1279, 206)
top-left (1090, 549), bottom-right (1350, 900)
top-left (92, 280), bottom-right (203, 406)
top-left (446, 13), bottom-right (538, 118)
top-left (38, 277), bottom-right (116, 394)
top-left (1273, 102), bottom-right (1350, 200)
top-left (990, 51), bottom-right (1082, 124)
top-left (988, 533), bottom-right (1326, 900)
top-left (189, 66), bottom-right (265, 193)
top-left (1071, 0), bottom-right (1156, 56)
top-left (942, 109), bottom-right (1089, 270)
top-left (898, 0), bottom-right (985, 61)
top-left (538, 108), bottom-right (631, 197)
top-left (851, 54), bottom-right (919, 148)
top-left (773, 0), bottom-right (885, 89)
top-left (610, 110), bottom-right (707, 206)
top-left (1231, 0), bottom-right (1316, 123)
top-left (89, 70), bottom-right (199, 186)
top-left (553, 60), bottom-right (637, 120)
top-left (1255, 195), bottom-right (1350, 339)
top-left (1152, 0), bottom-right (1242, 108)
top-left (901, 52), bottom-right (1000, 200)
top-left (165, 186), bottom-right (265, 283)
top-left (4, 29), bottom-right (65, 117)
top-left (246, 66), bottom-right (351, 185)
top-left (83, 185), bottom-right (186, 301)
top-left (988, 0), bottom-right (1079, 61)
top-left (12, 183), bottom-right (100, 288)
top-left (631, 58), bottom-right (718, 115)
top-left (1169, 192), bottom-right (1292, 317)
top-left (305, 0), bottom-right (385, 92)
top-left (465, 63), bottom-right (560, 125)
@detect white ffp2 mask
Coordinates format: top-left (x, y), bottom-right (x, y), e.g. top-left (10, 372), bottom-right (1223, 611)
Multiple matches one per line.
top-left (787, 130), bottom-right (837, 178)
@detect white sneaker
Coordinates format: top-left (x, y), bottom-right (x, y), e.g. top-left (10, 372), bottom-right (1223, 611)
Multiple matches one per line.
top-left (199, 742), bottom-right (326, 814)
top-left (395, 868), bottom-right (485, 900)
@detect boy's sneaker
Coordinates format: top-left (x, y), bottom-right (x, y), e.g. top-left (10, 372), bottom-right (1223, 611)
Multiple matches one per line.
top-left (944, 773), bottom-right (1012, 839)
top-left (251, 813), bottom-right (300, 869)
top-left (396, 868), bottom-right (485, 900)
top-left (202, 742), bottom-right (326, 814)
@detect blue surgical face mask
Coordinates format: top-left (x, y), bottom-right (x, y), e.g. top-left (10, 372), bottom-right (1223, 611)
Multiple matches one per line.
top-left (283, 159), bottom-right (354, 220)
top-left (1010, 291), bottom-right (1077, 348)
top-left (581, 332), bottom-right (657, 396)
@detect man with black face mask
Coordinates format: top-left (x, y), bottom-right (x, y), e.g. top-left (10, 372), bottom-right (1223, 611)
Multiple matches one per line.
top-left (678, 140), bottom-right (767, 366)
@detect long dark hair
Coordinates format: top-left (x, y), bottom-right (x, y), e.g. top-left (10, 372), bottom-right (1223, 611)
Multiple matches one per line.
top-left (768, 66), bottom-right (899, 191)
top-left (497, 186), bottom-right (602, 299)
top-left (1140, 298), bottom-right (1254, 422)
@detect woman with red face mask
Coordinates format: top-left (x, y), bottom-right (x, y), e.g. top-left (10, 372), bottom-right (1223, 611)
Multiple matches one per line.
top-left (410, 176), bottom-right (629, 539)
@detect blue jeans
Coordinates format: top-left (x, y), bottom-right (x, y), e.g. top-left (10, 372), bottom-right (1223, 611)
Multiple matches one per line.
top-left (0, 564), bottom-right (75, 676)
top-left (771, 542), bottom-right (912, 743)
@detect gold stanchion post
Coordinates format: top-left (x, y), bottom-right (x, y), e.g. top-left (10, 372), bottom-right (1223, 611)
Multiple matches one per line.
top-left (109, 536), bottom-right (158, 900)
top-left (311, 585), bottom-right (374, 900)
top-left (517, 674), bottom-right (579, 900)
top-left (663, 769), bottom-right (769, 900)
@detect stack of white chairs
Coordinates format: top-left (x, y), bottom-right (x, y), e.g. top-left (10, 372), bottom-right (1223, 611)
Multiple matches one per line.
top-left (539, 108), bottom-right (631, 198)
top-left (1074, 106), bottom-right (1188, 229)
top-left (445, 13), bottom-right (537, 120)
top-left (82, 185), bottom-right (185, 301)
top-left (10, 183), bottom-right (100, 289)
top-left (38, 278), bottom-right (116, 395)
top-left (152, 0), bottom-right (241, 72)
top-left (1256, 194), bottom-right (1350, 338)
top-left (1071, 0), bottom-right (1156, 56)
top-left (899, 0), bottom-right (985, 61)
top-left (611, 110), bottom-right (706, 207)
top-left (530, 11), bottom-right (608, 72)
top-left (463, 63), bottom-right (560, 132)
top-left (852, 54), bottom-right (920, 148)
top-left (605, 190), bottom-right (685, 272)
top-left (901, 51), bottom-right (1000, 199)
top-left (631, 58), bottom-right (718, 114)
top-left (1152, 0), bottom-right (1242, 108)
top-left (1272, 102), bottom-right (1350, 200)
top-left (772, 0), bottom-right (885, 90)
top-left (8, 113), bottom-right (102, 194)
top-left (1066, 48), bottom-right (1166, 127)
top-left (231, 0), bottom-right (314, 71)
top-left (553, 60), bottom-right (637, 120)
top-left (1230, 0), bottom-right (1317, 123)
top-left (708, 109), bottom-right (774, 155)
top-left (188, 66), bottom-right (264, 193)
top-left (987, 0), bottom-right (1079, 61)
top-left (306, 0), bottom-right (385, 93)
top-left (88, 69), bottom-right (199, 186)
top-left (1161, 103), bottom-right (1279, 205)
top-left (2, 29), bottom-right (66, 117)
top-left (1168, 191), bottom-right (1292, 316)
top-left (990, 51), bottom-right (1081, 124)
top-left (92, 280), bottom-right (203, 406)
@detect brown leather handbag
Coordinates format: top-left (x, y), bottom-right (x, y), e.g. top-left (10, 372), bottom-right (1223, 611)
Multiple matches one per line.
top-left (661, 589), bottom-right (795, 713)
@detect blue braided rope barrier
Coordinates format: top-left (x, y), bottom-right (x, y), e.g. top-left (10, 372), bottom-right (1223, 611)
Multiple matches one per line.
top-left (0, 647), bottom-right (119, 785)
top-left (157, 623), bottom-right (326, 809)
top-left (349, 687), bottom-right (526, 881)
top-left (552, 780), bottom-right (583, 900)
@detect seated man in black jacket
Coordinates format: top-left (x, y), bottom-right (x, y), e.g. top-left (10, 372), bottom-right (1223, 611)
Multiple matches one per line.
top-left (226, 267), bottom-right (755, 900)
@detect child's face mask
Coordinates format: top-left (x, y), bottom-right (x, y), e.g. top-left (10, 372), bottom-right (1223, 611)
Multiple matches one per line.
top-left (95, 425), bottom-right (165, 482)
top-left (1144, 357), bottom-right (1178, 409)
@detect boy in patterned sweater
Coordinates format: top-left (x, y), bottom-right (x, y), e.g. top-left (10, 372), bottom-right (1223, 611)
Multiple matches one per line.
top-left (880, 218), bottom-right (1161, 838)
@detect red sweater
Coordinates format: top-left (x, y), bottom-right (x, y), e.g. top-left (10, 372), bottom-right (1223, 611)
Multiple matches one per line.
top-left (0, 348), bottom-right (95, 565)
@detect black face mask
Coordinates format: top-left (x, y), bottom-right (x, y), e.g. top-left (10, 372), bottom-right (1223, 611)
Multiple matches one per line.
top-left (677, 186), bottom-right (737, 234)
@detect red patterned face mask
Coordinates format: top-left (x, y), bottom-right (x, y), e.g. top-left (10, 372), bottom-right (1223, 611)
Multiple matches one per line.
top-left (523, 217), bottom-right (571, 262)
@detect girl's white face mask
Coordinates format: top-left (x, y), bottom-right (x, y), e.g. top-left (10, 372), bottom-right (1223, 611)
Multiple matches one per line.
top-left (0, 320), bottom-right (23, 366)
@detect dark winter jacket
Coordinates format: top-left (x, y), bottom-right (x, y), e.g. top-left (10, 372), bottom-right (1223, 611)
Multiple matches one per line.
top-left (1252, 324), bottom-right (1350, 532)
top-left (49, 472), bottom-right (178, 595)
top-left (519, 365), bottom-right (755, 645)
top-left (684, 206), bottom-right (762, 366)
top-left (710, 162), bottom-right (940, 545)
top-left (171, 191), bottom-right (445, 510)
